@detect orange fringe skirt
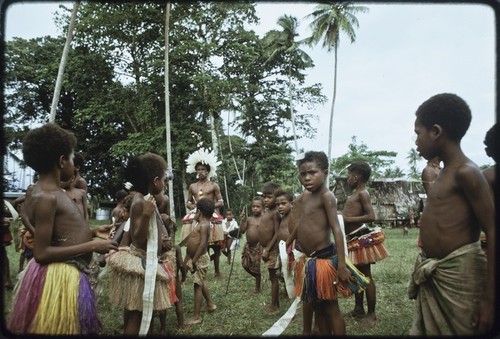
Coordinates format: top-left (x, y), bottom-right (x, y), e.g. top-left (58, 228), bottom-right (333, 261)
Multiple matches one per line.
top-left (294, 244), bottom-right (369, 303)
top-left (347, 230), bottom-right (389, 265)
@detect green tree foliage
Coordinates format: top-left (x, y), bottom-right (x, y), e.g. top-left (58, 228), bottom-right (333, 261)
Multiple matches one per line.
top-left (331, 136), bottom-right (398, 180)
top-left (4, 3), bottom-right (326, 216)
top-left (406, 148), bottom-right (421, 179)
top-left (305, 2), bottom-right (369, 187)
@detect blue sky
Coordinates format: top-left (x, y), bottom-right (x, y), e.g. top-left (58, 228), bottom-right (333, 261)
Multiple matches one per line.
top-left (4, 2), bottom-right (497, 176)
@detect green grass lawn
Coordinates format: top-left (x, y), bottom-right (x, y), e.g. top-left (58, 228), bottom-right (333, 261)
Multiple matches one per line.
top-left (3, 221), bottom-right (420, 336)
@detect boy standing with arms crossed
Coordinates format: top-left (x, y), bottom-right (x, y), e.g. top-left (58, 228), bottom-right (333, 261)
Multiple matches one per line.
top-left (289, 151), bottom-right (368, 335)
top-left (409, 93), bottom-right (495, 335)
top-left (183, 198), bottom-right (217, 325)
top-left (239, 196), bottom-right (264, 294)
top-left (8, 123), bottom-right (118, 335)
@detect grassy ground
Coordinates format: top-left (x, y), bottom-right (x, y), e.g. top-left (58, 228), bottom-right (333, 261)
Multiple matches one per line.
top-left (3, 221), bottom-right (420, 336)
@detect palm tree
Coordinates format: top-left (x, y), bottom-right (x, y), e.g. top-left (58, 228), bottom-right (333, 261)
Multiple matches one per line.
top-left (406, 148), bottom-right (421, 179)
top-left (264, 15), bottom-right (313, 155)
top-left (305, 3), bottom-right (368, 187)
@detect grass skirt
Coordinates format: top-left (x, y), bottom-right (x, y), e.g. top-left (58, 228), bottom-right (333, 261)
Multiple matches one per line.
top-left (294, 244), bottom-right (370, 303)
top-left (8, 259), bottom-right (100, 335)
top-left (347, 229), bottom-right (389, 265)
top-left (106, 245), bottom-right (173, 311)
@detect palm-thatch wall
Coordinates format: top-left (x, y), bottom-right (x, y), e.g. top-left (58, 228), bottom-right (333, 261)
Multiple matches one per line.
top-left (333, 177), bottom-right (422, 221)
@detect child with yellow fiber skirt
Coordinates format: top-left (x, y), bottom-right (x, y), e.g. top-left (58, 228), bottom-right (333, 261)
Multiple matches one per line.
top-left (8, 124), bottom-right (117, 335)
top-left (286, 151), bottom-right (369, 335)
top-left (105, 153), bottom-right (175, 335)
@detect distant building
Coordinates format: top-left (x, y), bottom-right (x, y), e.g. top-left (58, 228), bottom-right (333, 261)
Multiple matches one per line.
top-left (333, 177), bottom-right (422, 225)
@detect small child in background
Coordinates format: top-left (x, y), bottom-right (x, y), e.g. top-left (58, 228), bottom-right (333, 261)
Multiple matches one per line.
top-left (341, 161), bottom-right (387, 326)
top-left (60, 173), bottom-right (89, 222)
top-left (73, 152), bottom-right (88, 192)
top-left (110, 189), bottom-right (129, 225)
top-left (222, 208), bottom-right (239, 264)
top-left (183, 198), bottom-right (217, 325)
top-left (240, 196), bottom-right (264, 294)
top-left (274, 189), bottom-right (295, 299)
top-left (258, 182), bottom-right (281, 313)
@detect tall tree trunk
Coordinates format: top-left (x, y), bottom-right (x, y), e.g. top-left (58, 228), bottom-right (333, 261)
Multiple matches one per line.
top-left (49, 1), bottom-right (80, 122)
top-left (288, 63), bottom-right (299, 155)
top-left (164, 3), bottom-right (176, 221)
top-left (327, 43), bottom-right (338, 189)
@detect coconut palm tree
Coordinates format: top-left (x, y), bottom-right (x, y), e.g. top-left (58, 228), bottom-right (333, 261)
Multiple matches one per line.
top-left (264, 15), bottom-right (313, 155)
top-left (406, 148), bottom-right (421, 179)
top-left (305, 3), bottom-right (368, 187)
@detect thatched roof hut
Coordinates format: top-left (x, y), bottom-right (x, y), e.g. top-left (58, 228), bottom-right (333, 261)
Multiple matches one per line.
top-left (333, 177), bottom-right (422, 221)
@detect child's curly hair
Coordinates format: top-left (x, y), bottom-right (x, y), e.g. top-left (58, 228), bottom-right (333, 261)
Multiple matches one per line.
top-left (124, 152), bottom-right (167, 195)
top-left (22, 123), bottom-right (77, 174)
top-left (197, 198), bottom-right (215, 218)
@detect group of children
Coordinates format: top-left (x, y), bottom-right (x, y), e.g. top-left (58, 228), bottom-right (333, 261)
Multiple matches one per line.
top-left (5, 92), bottom-right (496, 336)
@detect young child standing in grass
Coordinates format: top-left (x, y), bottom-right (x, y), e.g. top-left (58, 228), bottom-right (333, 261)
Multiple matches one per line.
top-left (8, 123), bottom-right (118, 335)
top-left (221, 208), bottom-right (239, 264)
top-left (274, 188), bottom-right (295, 299)
top-left (106, 153), bottom-right (174, 335)
top-left (239, 196), bottom-right (264, 294)
top-left (341, 161), bottom-right (388, 326)
top-left (409, 93), bottom-right (495, 335)
top-left (183, 197), bottom-right (217, 325)
top-left (288, 151), bottom-right (369, 335)
top-left (258, 182), bottom-right (282, 313)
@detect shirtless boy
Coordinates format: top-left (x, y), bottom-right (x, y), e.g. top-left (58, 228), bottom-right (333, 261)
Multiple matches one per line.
top-left (183, 198), bottom-right (217, 325)
top-left (288, 151), bottom-right (368, 335)
top-left (409, 93), bottom-right (495, 335)
top-left (341, 161), bottom-right (387, 326)
top-left (8, 123), bottom-right (117, 335)
top-left (274, 189), bottom-right (295, 299)
top-left (239, 196), bottom-right (264, 294)
top-left (259, 182), bottom-right (282, 313)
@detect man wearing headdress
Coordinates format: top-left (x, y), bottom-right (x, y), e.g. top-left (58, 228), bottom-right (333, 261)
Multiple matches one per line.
top-left (182, 149), bottom-right (225, 278)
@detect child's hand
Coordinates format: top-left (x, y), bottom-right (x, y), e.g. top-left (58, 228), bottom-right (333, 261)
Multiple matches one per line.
top-left (93, 224), bottom-right (114, 239)
top-left (143, 195), bottom-right (156, 217)
top-left (161, 234), bottom-right (172, 251)
top-left (262, 248), bottom-right (269, 261)
top-left (93, 239), bottom-right (118, 254)
top-left (337, 266), bottom-right (354, 284)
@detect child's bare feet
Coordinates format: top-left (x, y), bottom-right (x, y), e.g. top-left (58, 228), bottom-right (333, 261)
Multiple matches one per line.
top-left (206, 304), bottom-right (217, 312)
top-left (185, 317), bottom-right (202, 325)
top-left (265, 305), bottom-right (279, 314)
top-left (214, 272), bottom-right (223, 278)
top-left (343, 308), bottom-right (366, 319)
top-left (360, 313), bottom-right (378, 326)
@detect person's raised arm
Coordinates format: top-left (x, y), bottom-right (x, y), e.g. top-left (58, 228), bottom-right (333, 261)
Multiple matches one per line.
top-left (458, 165), bottom-right (495, 333)
top-left (239, 208), bottom-right (248, 233)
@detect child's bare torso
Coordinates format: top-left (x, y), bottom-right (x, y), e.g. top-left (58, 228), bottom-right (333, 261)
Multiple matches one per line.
top-left (420, 162), bottom-right (482, 259)
top-left (186, 221), bottom-right (208, 258)
top-left (258, 208), bottom-right (277, 247)
top-left (296, 190), bottom-right (333, 256)
top-left (245, 216), bottom-right (261, 245)
top-left (342, 190), bottom-right (365, 233)
top-left (29, 185), bottom-right (93, 264)
top-left (277, 214), bottom-right (290, 242)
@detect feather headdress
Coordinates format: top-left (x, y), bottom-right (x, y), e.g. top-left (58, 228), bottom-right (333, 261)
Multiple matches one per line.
top-left (185, 148), bottom-right (222, 179)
